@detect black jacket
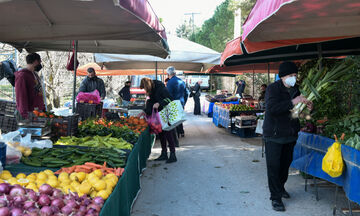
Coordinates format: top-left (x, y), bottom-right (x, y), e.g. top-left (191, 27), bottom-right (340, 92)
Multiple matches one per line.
top-left (79, 76), bottom-right (106, 99)
top-left (145, 80), bottom-right (173, 115)
top-left (193, 83), bottom-right (201, 97)
top-left (119, 86), bottom-right (131, 101)
top-left (263, 80), bottom-right (300, 138)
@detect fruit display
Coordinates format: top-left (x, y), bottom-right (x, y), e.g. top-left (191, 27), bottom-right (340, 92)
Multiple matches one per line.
top-left (32, 110), bottom-right (58, 119)
top-left (345, 134), bottom-right (360, 150)
top-left (0, 175), bottom-right (105, 215)
top-left (55, 162), bottom-right (124, 177)
top-left (55, 135), bottom-right (133, 150)
top-left (78, 118), bottom-right (144, 144)
top-left (218, 103), bottom-right (254, 111)
top-left (21, 147), bottom-right (127, 168)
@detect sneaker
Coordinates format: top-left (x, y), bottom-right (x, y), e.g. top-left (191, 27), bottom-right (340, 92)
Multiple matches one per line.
top-left (166, 152), bottom-right (177, 163)
top-left (282, 191), bottom-right (290, 199)
top-left (154, 152), bottom-right (168, 161)
top-left (272, 199), bottom-right (285, 212)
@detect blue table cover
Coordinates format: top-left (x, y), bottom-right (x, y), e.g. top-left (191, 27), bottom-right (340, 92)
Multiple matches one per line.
top-left (207, 101), bottom-right (239, 117)
top-left (291, 132), bottom-right (360, 204)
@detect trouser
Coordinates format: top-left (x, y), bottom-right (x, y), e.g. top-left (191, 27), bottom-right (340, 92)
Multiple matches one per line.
top-left (265, 140), bottom-right (295, 200)
top-left (193, 95), bottom-right (200, 115)
top-left (159, 129), bottom-right (176, 153)
top-left (172, 129), bottom-right (179, 147)
top-left (176, 123), bottom-right (184, 135)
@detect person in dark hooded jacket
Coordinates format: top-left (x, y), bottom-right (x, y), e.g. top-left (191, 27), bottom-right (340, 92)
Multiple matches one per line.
top-left (78, 67), bottom-right (106, 99)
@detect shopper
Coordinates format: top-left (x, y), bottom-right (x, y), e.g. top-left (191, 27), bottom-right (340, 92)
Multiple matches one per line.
top-left (140, 77), bottom-right (177, 163)
top-left (78, 67), bottom-right (106, 99)
top-left (192, 80), bottom-right (202, 115)
top-left (259, 84), bottom-right (267, 109)
top-left (263, 61), bottom-right (312, 212)
top-left (166, 66), bottom-right (188, 137)
top-left (119, 81), bottom-right (131, 106)
top-left (236, 80), bottom-right (246, 98)
top-left (15, 53), bottom-right (45, 120)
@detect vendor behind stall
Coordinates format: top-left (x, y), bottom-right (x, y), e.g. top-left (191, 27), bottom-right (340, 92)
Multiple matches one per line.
top-left (119, 81), bottom-right (131, 106)
top-left (15, 53), bottom-right (45, 120)
top-left (78, 67), bottom-right (106, 99)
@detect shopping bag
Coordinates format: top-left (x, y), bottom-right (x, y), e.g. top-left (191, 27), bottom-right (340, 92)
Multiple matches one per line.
top-left (322, 135), bottom-right (344, 178)
top-left (159, 99), bottom-right (186, 131)
top-left (146, 108), bottom-right (162, 134)
top-left (255, 119), bottom-right (264, 134)
top-left (76, 90), bottom-right (101, 104)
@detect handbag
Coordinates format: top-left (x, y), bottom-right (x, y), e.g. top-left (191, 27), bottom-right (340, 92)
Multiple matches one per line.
top-left (66, 41), bottom-right (79, 71)
top-left (159, 99), bottom-right (186, 131)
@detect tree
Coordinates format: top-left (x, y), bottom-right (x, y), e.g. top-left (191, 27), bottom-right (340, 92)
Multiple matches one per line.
top-left (176, 20), bottom-right (195, 39)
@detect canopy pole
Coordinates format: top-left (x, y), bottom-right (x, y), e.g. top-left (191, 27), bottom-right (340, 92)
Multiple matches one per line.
top-left (155, 61), bottom-right (158, 80)
top-left (267, 63), bottom-right (270, 84)
top-left (72, 40), bottom-right (78, 113)
top-left (162, 69), bottom-right (165, 82)
top-left (252, 66), bottom-right (255, 98)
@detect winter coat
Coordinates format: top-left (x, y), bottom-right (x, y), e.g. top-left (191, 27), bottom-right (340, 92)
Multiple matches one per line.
top-left (79, 76), bottom-right (106, 99)
top-left (167, 76), bottom-right (188, 107)
top-left (119, 86), bottom-right (131, 101)
top-left (263, 80), bottom-right (300, 139)
top-left (144, 80), bottom-right (173, 115)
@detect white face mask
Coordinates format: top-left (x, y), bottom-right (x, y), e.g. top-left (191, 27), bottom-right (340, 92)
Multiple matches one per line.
top-left (284, 76), bottom-right (296, 87)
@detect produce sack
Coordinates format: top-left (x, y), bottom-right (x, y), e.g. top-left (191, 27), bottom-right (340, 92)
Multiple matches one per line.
top-left (146, 108), bottom-right (162, 134)
top-left (159, 99), bottom-right (186, 131)
top-left (76, 89), bottom-right (101, 104)
top-left (322, 135), bottom-right (344, 178)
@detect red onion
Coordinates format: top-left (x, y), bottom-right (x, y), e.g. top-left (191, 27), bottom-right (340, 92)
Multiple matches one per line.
top-left (0, 184), bottom-right (11, 194)
top-left (86, 208), bottom-right (97, 215)
top-left (26, 207), bottom-right (38, 213)
top-left (50, 206), bottom-right (60, 214)
top-left (9, 187), bottom-right (25, 197)
top-left (82, 198), bottom-right (91, 206)
top-left (78, 205), bottom-right (87, 212)
top-left (23, 200), bottom-right (35, 210)
top-left (51, 199), bottom-right (64, 209)
top-left (61, 205), bottom-right (73, 215)
top-left (87, 204), bottom-right (101, 212)
top-left (92, 197), bottom-right (104, 206)
top-left (40, 206), bottom-right (53, 216)
top-left (24, 212), bottom-right (38, 216)
top-left (27, 191), bottom-right (38, 202)
top-left (9, 208), bottom-right (22, 216)
top-left (39, 184), bottom-right (53, 195)
top-left (12, 196), bottom-right (26, 207)
top-left (0, 207), bottom-right (9, 216)
top-left (38, 194), bottom-right (51, 206)
top-left (0, 200), bottom-right (7, 208)
top-left (66, 200), bottom-right (77, 209)
top-left (52, 189), bottom-right (63, 199)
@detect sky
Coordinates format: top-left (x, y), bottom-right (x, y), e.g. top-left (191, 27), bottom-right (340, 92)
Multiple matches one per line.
top-left (148, 0), bottom-right (226, 35)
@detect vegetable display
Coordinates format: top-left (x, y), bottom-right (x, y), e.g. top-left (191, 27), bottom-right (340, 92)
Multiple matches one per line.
top-left (55, 135), bottom-right (133, 150)
top-left (21, 147), bottom-right (127, 168)
top-left (55, 162), bottom-right (124, 177)
top-left (78, 118), bottom-right (144, 144)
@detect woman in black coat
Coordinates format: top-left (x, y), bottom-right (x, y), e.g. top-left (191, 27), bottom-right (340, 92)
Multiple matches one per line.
top-left (140, 78), bottom-right (177, 163)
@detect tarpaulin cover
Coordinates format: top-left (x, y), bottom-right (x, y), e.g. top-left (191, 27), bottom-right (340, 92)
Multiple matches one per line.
top-left (291, 132), bottom-right (360, 204)
top-left (75, 63), bottom-right (159, 76)
top-left (207, 62), bottom-right (280, 75)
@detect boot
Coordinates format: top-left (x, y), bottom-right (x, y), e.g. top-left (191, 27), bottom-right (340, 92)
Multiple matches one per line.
top-left (154, 151), bottom-right (168, 161)
top-left (166, 152), bottom-right (177, 163)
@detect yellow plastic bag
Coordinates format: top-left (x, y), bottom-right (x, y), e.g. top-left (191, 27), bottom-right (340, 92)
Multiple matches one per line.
top-left (322, 135), bottom-right (344, 178)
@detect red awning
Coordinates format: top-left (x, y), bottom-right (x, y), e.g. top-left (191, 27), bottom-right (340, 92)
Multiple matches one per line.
top-left (207, 62), bottom-right (281, 75)
top-left (75, 63), bottom-right (159, 76)
top-left (241, 0), bottom-right (360, 53)
top-left (220, 37), bottom-right (243, 65)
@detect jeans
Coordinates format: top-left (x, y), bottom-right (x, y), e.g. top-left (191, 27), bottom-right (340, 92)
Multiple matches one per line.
top-left (265, 140), bottom-right (295, 200)
top-left (193, 95), bottom-right (200, 115)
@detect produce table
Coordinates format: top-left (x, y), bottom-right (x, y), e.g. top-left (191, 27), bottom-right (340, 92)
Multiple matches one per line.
top-left (6, 127), bottom-right (155, 216)
top-left (291, 132), bottom-right (360, 205)
top-left (202, 100), bottom-right (239, 117)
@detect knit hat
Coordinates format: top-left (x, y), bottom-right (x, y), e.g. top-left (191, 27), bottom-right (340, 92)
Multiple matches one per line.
top-left (87, 67), bottom-right (95, 73)
top-left (278, 61), bottom-right (298, 78)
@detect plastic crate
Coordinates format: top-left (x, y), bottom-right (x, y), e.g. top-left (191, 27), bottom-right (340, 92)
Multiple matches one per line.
top-left (0, 115), bottom-right (17, 133)
top-left (234, 127), bottom-right (256, 138)
top-left (52, 114), bottom-right (79, 137)
top-left (0, 100), bottom-right (16, 117)
top-left (0, 142), bottom-right (7, 168)
top-left (76, 103), bottom-right (103, 120)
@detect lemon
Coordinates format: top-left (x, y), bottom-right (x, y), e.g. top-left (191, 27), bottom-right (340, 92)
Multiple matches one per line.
top-left (48, 175), bottom-right (58, 181)
top-left (93, 180), bottom-right (107, 192)
top-left (43, 169), bottom-right (54, 176)
top-left (2, 170), bottom-right (11, 175)
top-left (62, 185), bottom-right (74, 194)
top-left (47, 178), bottom-right (58, 188)
top-left (90, 190), bottom-right (97, 198)
top-left (78, 192), bottom-right (85, 197)
top-left (96, 190), bottom-right (110, 199)
top-left (79, 182), bottom-right (92, 194)
top-left (26, 175), bottom-right (36, 182)
top-left (105, 173), bottom-right (117, 179)
top-left (17, 146), bottom-right (26, 153)
top-left (69, 173), bottom-right (78, 182)
top-left (0, 179), bottom-right (4, 183)
top-left (17, 178), bottom-right (29, 186)
top-left (16, 173), bottom-right (26, 179)
top-left (58, 172), bottom-right (69, 182)
top-left (76, 172), bottom-right (86, 183)
top-left (24, 149), bottom-right (32, 157)
top-left (105, 179), bottom-right (116, 189)
top-left (70, 181), bottom-right (80, 189)
top-left (37, 172), bottom-right (47, 181)
top-left (8, 177), bottom-right (18, 185)
top-left (0, 172), bottom-right (12, 180)
top-left (60, 178), bottom-right (71, 186)
top-left (36, 180), bottom-right (46, 188)
top-left (93, 169), bottom-right (103, 178)
top-left (26, 182), bottom-right (37, 189)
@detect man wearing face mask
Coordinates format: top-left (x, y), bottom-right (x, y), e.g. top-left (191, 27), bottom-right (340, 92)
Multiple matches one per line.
top-left (15, 53), bottom-right (45, 119)
top-left (78, 67), bottom-right (106, 99)
top-left (263, 61), bottom-right (312, 212)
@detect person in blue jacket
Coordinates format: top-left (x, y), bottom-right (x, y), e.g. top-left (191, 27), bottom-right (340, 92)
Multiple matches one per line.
top-left (166, 66), bottom-right (188, 137)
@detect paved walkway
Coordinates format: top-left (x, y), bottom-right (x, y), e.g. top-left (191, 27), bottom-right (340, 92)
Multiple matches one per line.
top-left (132, 101), bottom-right (349, 216)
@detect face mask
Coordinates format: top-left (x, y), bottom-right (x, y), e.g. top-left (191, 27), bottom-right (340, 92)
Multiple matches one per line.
top-left (284, 76), bottom-right (296, 87)
top-left (34, 64), bottom-right (43, 72)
